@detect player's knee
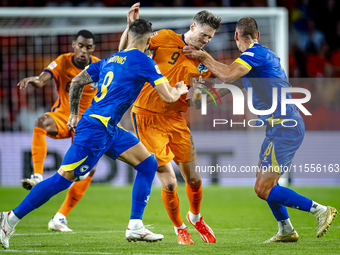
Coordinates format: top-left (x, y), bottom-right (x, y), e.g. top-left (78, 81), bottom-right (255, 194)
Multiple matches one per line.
top-left (163, 183), bottom-right (177, 191)
top-left (254, 184), bottom-right (269, 200)
top-left (135, 155), bottom-right (158, 175)
top-left (35, 115), bottom-right (48, 129)
top-left (187, 178), bottom-right (201, 187)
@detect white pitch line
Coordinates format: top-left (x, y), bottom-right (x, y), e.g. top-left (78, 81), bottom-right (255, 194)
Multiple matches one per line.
top-left (12, 226), bottom-right (340, 237)
top-left (0, 250), bottom-right (121, 254)
top-left (14, 230), bottom-right (124, 236)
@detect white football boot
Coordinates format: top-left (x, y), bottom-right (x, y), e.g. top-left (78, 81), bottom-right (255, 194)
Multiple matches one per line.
top-left (126, 225), bottom-right (163, 242)
top-left (1, 212), bottom-right (16, 249)
top-left (264, 229), bottom-right (299, 243)
top-left (48, 217), bottom-right (72, 232)
top-left (21, 174), bottom-right (43, 190)
top-left (315, 206), bottom-right (338, 238)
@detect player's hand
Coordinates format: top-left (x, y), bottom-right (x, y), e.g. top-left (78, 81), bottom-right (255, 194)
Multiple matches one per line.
top-left (17, 77), bottom-right (39, 89)
top-left (127, 2), bottom-right (140, 25)
top-left (175, 81), bottom-right (189, 95)
top-left (183, 45), bottom-right (203, 60)
top-left (67, 114), bottom-right (79, 132)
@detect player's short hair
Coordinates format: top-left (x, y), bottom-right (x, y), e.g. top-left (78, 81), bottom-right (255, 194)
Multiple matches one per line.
top-left (128, 19), bottom-right (153, 39)
top-left (193, 11), bottom-right (222, 31)
top-left (75, 30), bottom-right (95, 41)
top-left (236, 17), bottom-right (258, 39)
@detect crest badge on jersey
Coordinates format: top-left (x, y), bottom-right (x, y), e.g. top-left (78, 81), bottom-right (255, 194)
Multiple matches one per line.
top-left (197, 62), bottom-right (208, 73)
top-left (80, 165), bottom-right (89, 173)
top-left (151, 32), bottom-right (158, 38)
top-left (242, 52), bottom-right (254, 57)
top-left (47, 61), bottom-right (57, 70)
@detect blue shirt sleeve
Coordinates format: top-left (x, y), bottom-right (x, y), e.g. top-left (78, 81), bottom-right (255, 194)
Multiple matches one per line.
top-left (139, 54), bottom-right (167, 87)
top-left (235, 46), bottom-right (263, 70)
top-left (85, 60), bottom-right (102, 83)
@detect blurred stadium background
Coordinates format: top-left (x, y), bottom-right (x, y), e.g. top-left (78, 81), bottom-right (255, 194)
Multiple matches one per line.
top-left (0, 0), bottom-right (339, 186)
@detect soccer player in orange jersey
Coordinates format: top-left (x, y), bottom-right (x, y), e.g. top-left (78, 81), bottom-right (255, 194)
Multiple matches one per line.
top-left (119, 3), bottom-right (220, 244)
top-left (18, 30), bottom-right (100, 231)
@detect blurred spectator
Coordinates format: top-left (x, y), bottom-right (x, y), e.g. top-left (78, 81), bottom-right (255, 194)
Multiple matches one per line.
top-left (78, 0), bottom-right (106, 6)
top-left (306, 42), bottom-right (332, 78)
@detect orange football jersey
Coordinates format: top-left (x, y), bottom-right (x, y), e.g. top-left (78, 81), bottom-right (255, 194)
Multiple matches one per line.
top-left (44, 53), bottom-right (100, 117)
top-left (133, 29), bottom-right (211, 114)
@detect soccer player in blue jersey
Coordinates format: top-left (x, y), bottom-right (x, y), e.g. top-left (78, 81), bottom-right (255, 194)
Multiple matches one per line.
top-left (183, 17), bottom-right (337, 243)
top-left (0, 19), bottom-right (188, 249)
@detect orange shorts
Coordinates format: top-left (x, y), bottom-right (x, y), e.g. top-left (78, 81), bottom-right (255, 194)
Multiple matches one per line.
top-left (44, 111), bottom-right (74, 139)
top-left (131, 106), bottom-right (196, 167)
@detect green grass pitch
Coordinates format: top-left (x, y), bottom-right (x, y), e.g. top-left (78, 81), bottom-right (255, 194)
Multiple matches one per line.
top-left (0, 185), bottom-right (339, 254)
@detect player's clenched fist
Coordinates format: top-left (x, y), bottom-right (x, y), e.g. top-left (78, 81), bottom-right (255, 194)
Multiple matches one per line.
top-left (175, 81), bottom-right (189, 95)
top-left (183, 45), bottom-right (203, 61)
top-left (127, 2), bottom-right (140, 25)
top-left (67, 114), bottom-right (78, 132)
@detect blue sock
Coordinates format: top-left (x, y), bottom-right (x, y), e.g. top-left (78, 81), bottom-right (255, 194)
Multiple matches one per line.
top-left (267, 201), bottom-right (289, 221)
top-left (267, 185), bottom-right (313, 212)
top-left (267, 184), bottom-right (289, 221)
top-left (13, 173), bottom-right (73, 219)
top-left (130, 155), bottom-right (158, 220)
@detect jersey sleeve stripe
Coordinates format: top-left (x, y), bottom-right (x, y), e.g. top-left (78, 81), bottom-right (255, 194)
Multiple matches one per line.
top-left (234, 58), bottom-right (252, 71)
top-left (154, 77), bottom-right (169, 86)
top-left (43, 69), bottom-right (54, 79)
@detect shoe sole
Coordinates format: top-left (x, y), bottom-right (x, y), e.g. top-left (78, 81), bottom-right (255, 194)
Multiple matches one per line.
top-left (264, 235), bottom-right (299, 243)
top-left (126, 237), bottom-right (162, 243)
top-left (317, 207), bottom-right (338, 238)
top-left (21, 180), bottom-right (34, 190)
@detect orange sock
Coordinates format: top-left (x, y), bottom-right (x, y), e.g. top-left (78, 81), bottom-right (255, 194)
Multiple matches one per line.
top-left (32, 127), bottom-right (47, 175)
top-left (186, 183), bottom-right (202, 214)
top-left (161, 187), bottom-right (183, 227)
top-left (58, 176), bottom-right (93, 217)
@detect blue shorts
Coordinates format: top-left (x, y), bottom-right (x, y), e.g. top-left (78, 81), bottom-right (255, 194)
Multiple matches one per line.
top-left (259, 118), bottom-right (305, 174)
top-left (60, 118), bottom-right (139, 177)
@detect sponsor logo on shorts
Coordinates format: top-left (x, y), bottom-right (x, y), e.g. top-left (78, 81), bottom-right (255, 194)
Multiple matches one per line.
top-left (80, 165), bottom-right (89, 173)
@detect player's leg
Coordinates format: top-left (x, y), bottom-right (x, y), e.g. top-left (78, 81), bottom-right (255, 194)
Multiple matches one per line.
top-left (48, 165), bottom-right (96, 232)
top-left (156, 162), bottom-right (194, 244)
top-left (176, 160), bottom-right (215, 243)
top-left (131, 111), bottom-right (191, 244)
top-left (48, 121), bottom-right (96, 231)
top-left (1, 118), bottom-right (105, 249)
top-left (1, 168), bottom-right (75, 249)
top-left (169, 115), bottom-right (215, 243)
top-left (21, 114), bottom-right (57, 189)
top-left (256, 137), bottom-right (337, 240)
top-left (21, 112), bottom-right (70, 190)
top-left (105, 127), bottom-right (163, 242)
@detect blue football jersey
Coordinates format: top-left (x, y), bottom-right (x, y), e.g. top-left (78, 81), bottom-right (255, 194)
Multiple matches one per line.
top-left (235, 43), bottom-right (300, 124)
top-left (83, 48), bottom-right (167, 135)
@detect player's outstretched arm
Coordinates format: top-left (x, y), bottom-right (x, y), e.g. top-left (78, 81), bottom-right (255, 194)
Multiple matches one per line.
top-left (67, 70), bottom-right (93, 131)
top-left (183, 45), bottom-right (249, 83)
top-left (154, 81), bottom-right (188, 104)
top-left (118, 2), bottom-right (140, 51)
top-left (17, 71), bottom-right (51, 89)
